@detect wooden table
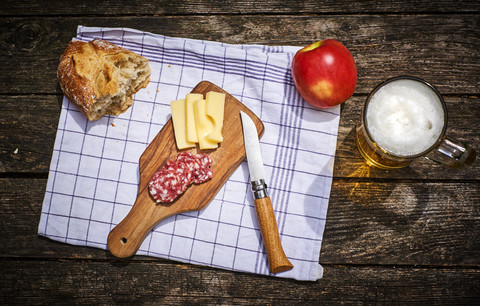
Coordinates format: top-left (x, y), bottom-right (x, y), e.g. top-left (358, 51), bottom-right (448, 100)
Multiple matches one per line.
top-left (1, 1), bottom-right (479, 303)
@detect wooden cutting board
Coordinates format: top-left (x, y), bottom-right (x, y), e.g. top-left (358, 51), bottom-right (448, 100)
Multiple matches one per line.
top-left (107, 81), bottom-right (264, 258)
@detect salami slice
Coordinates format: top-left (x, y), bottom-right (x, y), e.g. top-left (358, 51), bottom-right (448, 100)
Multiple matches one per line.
top-left (194, 153), bottom-right (213, 183)
top-left (148, 160), bottom-right (192, 203)
top-left (177, 152), bottom-right (213, 184)
top-left (176, 152), bottom-right (198, 173)
top-left (175, 159), bottom-right (194, 187)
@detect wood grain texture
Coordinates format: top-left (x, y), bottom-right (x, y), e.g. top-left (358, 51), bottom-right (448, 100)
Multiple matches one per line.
top-left (2, 260), bottom-right (479, 304)
top-left (0, 95), bottom-right (60, 173)
top-left (254, 197), bottom-right (294, 273)
top-left (323, 180), bottom-right (480, 266)
top-left (107, 81), bottom-right (264, 258)
top-left (1, 15), bottom-right (479, 94)
top-left (1, 0), bottom-right (479, 15)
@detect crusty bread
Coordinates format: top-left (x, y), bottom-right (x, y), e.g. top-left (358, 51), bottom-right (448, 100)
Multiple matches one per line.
top-left (58, 39), bottom-right (151, 121)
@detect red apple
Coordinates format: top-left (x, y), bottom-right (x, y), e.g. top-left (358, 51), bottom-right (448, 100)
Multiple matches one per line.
top-left (291, 39), bottom-right (357, 109)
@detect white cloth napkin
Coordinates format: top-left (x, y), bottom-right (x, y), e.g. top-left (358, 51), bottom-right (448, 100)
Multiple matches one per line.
top-left (38, 26), bottom-right (340, 281)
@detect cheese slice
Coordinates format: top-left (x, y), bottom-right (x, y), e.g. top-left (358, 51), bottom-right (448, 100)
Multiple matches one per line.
top-left (170, 99), bottom-right (195, 150)
top-left (186, 93), bottom-right (203, 143)
top-left (205, 91), bottom-right (226, 142)
top-left (193, 99), bottom-right (218, 150)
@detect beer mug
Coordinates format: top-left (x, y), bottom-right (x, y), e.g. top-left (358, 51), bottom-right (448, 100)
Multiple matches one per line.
top-left (356, 76), bottom-right (476, 169)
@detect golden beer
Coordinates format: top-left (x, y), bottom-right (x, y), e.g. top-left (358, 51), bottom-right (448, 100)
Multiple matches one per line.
top-left (355, 123), bottom-right (423, 169)
top-left (356, 76), bottom-right (448, 169)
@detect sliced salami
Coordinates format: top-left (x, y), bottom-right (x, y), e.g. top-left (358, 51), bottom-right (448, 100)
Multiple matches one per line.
top-left (177, 152), bottom-right (213, 184)
top-left (148, 160), bottom-right (192, 203)
top-left (193, 153), bottom-right (213, 183)
top-left (149, 152), bottom-right (213, 203)
top-left (175, 159), bottom-right (194, 187)
top-left (176, 152), bottom-right (198, 172)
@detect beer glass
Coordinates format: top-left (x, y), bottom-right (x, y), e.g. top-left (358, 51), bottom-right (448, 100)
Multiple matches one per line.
top-left (356, 76), bottom-right (476, 169)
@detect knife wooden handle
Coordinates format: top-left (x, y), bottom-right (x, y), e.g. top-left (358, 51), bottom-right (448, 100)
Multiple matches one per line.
top-left (254, 196), bottom-right (294, 273)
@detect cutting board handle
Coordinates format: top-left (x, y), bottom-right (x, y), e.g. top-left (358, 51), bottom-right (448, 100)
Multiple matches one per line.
top-left (107, 192), bottom-right (160, 258)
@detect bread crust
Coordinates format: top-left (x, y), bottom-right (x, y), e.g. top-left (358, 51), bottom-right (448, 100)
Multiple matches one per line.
top-left (57, 39), bottom-right (151, 121)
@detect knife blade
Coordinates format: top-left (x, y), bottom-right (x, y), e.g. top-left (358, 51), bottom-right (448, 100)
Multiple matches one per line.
top-left (240, 111), bottom-right (294, 273)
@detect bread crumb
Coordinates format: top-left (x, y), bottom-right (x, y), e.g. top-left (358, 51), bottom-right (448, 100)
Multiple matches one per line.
top-left (111, 123), bottom-right (116, 127)
top-left (13, 148), bottom-right (18, 154)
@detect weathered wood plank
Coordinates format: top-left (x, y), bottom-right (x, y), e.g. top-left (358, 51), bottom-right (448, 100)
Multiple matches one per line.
top-left (1, 0), bottom-right (479, 16)
top-left (0, 95), bottom-right (60, 173)
top-left (323, 179), bottom-right (480, 266)
top-left (2, 178), bottom-right (479, 266)
top-left (1, 259), bottom-right (479, 304)
top-left (2, 94), bottom-right (478, 179)
top-left (1, 15), bottom-right (479, 94)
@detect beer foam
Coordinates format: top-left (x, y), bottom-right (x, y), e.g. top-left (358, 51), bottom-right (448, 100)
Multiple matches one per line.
top-left (366, 79), bottom-right (445, 156)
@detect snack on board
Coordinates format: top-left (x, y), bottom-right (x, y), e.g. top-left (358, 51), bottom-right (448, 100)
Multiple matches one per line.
top-left (151, 89), bottom-right (222, 203)
top-left (57, 39), bottom-right (151, 121)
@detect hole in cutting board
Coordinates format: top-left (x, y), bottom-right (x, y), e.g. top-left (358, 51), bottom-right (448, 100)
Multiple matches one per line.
top-left (121, 237), bottom-right (127, 244)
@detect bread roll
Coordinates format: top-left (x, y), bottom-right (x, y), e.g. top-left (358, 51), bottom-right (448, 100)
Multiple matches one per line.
top-left (58, 39), bottom-right (151, 121)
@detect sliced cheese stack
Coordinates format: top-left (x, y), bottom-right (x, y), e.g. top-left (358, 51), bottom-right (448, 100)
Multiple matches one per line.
top-left (170, 91), bottom-right (226, 150)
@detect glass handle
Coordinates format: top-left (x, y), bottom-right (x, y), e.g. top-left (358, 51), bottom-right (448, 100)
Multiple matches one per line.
top-left (426, 137), bottom-right (476, 169)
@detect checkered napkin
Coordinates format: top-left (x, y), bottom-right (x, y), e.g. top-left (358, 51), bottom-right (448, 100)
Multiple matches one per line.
top-left (38, 26), bottom-right (340, 281)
